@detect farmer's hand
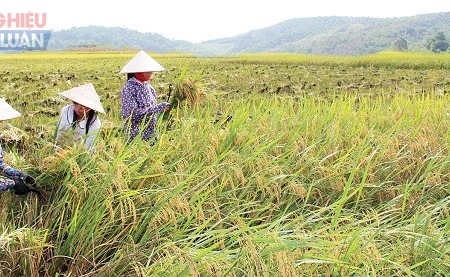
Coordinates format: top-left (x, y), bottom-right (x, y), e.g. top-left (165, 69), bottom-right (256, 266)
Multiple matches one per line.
top-left (10, 179), bottom-right (32, 195)
top-left (161, 102), bottom-right (171, 112)
top-left (24, 175), bottom-right (36, 186)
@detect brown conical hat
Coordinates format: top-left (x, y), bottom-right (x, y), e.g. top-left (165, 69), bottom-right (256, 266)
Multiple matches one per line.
top-left (119, 50), bottom-right (165, 73)
top-left (59, 83), bottom-right (105, 114)
top-left (0, 98), bottom-right (21, 120)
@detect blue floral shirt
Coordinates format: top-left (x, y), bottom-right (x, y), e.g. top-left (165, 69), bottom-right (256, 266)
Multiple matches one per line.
top-left (0, 143), bottom-right (28, 192)
top-left (121, 77), bottom-right (169, 142)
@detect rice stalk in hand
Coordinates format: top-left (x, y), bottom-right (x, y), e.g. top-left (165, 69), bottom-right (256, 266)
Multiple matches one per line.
top-left (161, 66), bottom-right (204, 121)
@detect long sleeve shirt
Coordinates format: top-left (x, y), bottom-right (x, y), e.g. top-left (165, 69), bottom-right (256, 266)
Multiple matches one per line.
top-left (55, 104), bottom-right (102, 151)
top-left (121, 77), bottom-right (169, 142)
top-left (0, 143), bottom-right (28, 192)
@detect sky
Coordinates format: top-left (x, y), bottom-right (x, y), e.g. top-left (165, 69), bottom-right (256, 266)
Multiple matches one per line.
top-left (2, 0), bottom-right (450, 43)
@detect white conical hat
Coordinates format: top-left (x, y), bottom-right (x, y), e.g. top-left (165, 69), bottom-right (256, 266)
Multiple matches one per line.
top-left (119, 50), bottom-right (165, 73)
top-left (0, 98), bottom-right (21, 120)
top-left (59, 83), bottom-right (105, 114)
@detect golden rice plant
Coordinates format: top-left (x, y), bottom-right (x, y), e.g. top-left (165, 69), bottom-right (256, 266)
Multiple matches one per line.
top-left (2, 52), bottom-right (450, 276)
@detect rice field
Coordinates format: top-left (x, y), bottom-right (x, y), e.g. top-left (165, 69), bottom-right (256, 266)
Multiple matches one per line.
top-left (0, 51), bottom-right (449, 276)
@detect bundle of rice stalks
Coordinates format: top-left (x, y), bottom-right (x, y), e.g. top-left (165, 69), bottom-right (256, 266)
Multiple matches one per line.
top-left (0, 123), bottom-right (29, 147)
top-left (169, 66), bottom-right (204, 110)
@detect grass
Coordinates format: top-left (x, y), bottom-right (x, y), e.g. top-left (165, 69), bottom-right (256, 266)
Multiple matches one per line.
top-left (0, 51), bottom-right (449, 276)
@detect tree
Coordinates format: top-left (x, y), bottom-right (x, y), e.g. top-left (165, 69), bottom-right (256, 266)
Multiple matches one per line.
top-left (393, 38), bottom-right (408, 51)
top-left (427, 32), bottom-right (449, 53)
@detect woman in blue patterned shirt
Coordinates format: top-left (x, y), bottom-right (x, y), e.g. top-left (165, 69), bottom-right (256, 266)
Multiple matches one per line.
top-left (0, 98), bottom-right (36, 193)
top-left (120, 50), bottom-right (170, 144)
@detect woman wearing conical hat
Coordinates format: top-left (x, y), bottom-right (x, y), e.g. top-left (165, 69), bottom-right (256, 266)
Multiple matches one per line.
top-left (55, 83), bottom-right (105, 152)
top-left (119, 50), bottom-right (171, 144)
top-left (0, 98), bottom-right (38, 195)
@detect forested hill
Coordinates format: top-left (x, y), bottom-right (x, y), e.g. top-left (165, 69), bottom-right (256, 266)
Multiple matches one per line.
top-left (47, 12), bottom-right (450, 56)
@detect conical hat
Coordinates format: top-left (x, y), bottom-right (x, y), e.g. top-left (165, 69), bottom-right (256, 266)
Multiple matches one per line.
top-left (119, 50), bottom-right (165, 73)
top-left (0, 98), bottom-right (21, 120)
top-left (59, 83), bottom-right (105, 114)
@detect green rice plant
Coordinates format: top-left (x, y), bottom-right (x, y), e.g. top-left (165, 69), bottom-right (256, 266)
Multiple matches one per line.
top-left (0, 227), bottom-right (50, 276)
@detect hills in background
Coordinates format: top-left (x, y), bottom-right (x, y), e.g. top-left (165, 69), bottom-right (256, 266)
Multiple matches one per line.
top-left (47, 12), bottom-right (450, 56)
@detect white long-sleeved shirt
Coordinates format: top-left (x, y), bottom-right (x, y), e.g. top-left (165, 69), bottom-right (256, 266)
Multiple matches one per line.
top-left (55, 104), bottom-right (101, 151)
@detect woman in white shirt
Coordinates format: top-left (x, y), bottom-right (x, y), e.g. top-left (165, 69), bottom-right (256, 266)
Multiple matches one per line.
top-left (55, 83), bottom-right (105, 152)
